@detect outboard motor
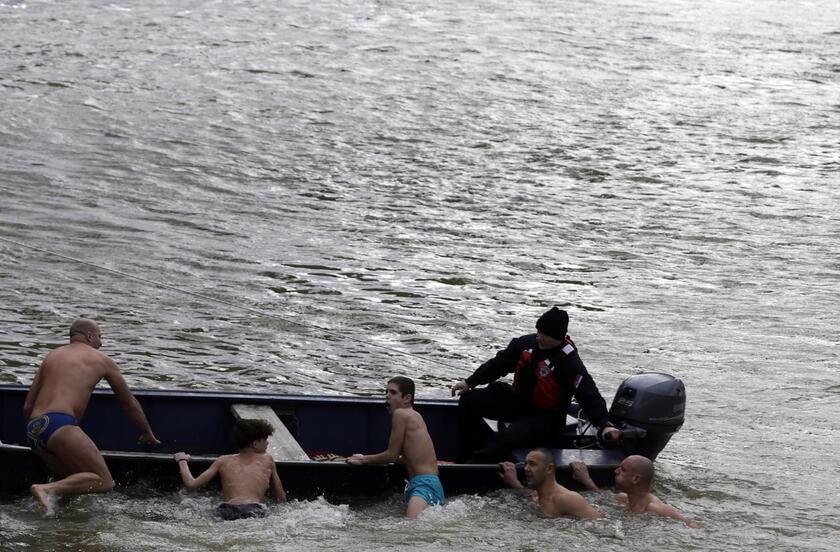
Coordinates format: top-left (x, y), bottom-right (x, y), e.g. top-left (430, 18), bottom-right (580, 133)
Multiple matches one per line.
top-left (608, 372), bottom-right (685, 461)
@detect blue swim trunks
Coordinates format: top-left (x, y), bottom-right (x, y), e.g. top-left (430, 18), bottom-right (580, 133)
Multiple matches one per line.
top-left (26, 412), bottom-right (78, 452)
top-left (404, 473), bottom-right (445, 506)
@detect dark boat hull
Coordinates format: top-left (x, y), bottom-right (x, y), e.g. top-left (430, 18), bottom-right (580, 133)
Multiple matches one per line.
top-left (0, 384), bottom-right (623, 498)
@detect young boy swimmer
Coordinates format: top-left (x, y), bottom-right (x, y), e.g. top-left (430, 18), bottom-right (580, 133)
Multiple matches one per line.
top-left (174, 418), bottom-right (287, 520)
top-left (499, 448), bottom-right (601, 519)
top-left (347, 376), bottom-right (445, 518)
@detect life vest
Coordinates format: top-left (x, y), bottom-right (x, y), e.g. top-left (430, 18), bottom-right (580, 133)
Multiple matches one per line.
top-left (512, 338), bottom-right (577, 410)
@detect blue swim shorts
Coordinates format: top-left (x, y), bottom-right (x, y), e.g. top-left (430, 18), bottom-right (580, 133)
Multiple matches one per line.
top-left (404, 473), bottom-right (446, 506)
top-left (26, 412), bottom-right (78, 452)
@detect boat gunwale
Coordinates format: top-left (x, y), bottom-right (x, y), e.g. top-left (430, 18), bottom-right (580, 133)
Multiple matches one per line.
top-left (0, 383), bottom-right (459, 408)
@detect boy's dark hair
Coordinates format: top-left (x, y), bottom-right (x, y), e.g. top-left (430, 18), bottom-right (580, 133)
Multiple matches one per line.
top-left (231, 418), bottom-right (274, 449)
top-left (388, 376), bottom-right (415, 405)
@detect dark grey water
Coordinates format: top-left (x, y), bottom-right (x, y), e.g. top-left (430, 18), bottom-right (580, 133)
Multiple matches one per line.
top-left (2, 0), bottom-right (839, 550)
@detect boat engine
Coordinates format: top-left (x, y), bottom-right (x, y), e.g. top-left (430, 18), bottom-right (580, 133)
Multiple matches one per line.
top-left (608, 372), bottom-right (685, 461)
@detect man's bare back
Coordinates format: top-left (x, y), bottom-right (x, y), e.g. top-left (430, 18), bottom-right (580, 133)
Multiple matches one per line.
top-left (175, 419), bottom-right (287, 520)
top-left (216, 452), bottom-right (276, 504)
top-left (392, 408), bottom-right (438, 479)
top-left (28, 343), bottom-right (120, 420)
top-left (176, 450), bottom-right (284, 504)
top-left (23, 318), bottom-right (158, 514)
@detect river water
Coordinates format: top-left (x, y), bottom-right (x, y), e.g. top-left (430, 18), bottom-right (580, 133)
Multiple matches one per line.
top-left (1, 0), bottom-right (838, 550)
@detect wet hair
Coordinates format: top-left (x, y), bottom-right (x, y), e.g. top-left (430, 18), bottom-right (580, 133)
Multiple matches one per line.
top-left (69, 318), bottom-right (98, 338)
top-left (531, 447), bottom-right (556, 468)
top-left (388, 376), bottom-right (415, 404)
top-left (231, 418), bottom-right (274, 449)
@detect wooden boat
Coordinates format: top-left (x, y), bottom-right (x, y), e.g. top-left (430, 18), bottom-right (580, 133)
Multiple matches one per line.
top-left (0, 373), bottom-right (685, 500)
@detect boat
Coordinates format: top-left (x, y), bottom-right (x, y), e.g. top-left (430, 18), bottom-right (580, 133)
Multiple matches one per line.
top-left (0, 373), bottom-right (685, 500)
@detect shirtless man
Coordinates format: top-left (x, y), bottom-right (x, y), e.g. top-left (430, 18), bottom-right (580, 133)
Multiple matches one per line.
top-left (570, 456), bottom-right (701, 528)
top-left (347, 376), bottom-right (445, 518)
top-left (174, 418), bottom-right (287, 520)
top-left (499, 448), bottom-right (601, 519)
top-left (23, 318), bottom-right (160, 513)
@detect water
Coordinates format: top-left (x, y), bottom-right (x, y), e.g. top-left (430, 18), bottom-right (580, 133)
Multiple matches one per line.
top-left (1, 0), bottom-right (839, 550)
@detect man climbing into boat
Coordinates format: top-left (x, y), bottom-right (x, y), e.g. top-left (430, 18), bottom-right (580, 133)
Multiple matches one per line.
top-left (450, 307), bottom-right (620, 463)
top-left (174, 418), bottom-right (287, 520)
top-left (347, 376), bottom-right (445, 518)
top-left (570, 456), bottom-right (701, 528)
top-left (23, 318), bottom-right (160, 514)
top-left (499, 448), bottom-right (601, 519)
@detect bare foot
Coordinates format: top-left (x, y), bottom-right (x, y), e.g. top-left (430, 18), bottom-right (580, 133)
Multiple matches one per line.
top-left (30, 484), bottom-right (55, 516)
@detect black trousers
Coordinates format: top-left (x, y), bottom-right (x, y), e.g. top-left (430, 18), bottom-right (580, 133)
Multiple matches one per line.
top-left (455, 382), bottom-right (564, 463)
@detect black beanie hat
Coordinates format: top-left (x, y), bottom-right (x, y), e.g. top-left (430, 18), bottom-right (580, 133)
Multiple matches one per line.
top-left (535, 307), bottom-right (569, 340)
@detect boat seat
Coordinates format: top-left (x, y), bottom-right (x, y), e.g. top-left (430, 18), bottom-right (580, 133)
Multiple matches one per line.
top-left (230, 404), bottom-right (309, 461)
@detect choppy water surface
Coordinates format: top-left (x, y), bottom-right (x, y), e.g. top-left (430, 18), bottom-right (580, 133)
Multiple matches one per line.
top-left (1, 0), bottom-right (838, 550)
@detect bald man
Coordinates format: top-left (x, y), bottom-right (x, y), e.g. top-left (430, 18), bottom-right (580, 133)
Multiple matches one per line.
top-left (570, 456), bottom-right (701, 528)
top-left (23, 318), bottom-right (159, 513)
top-left (499, 448), bottom-right (601, 519)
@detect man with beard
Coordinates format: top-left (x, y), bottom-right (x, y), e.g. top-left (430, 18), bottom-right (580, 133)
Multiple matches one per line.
top-left (499, 448), bottom-right (600, 519)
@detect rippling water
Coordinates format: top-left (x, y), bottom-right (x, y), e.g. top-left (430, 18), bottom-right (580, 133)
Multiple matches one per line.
top-left (1, 0), bottom-right (839, 550)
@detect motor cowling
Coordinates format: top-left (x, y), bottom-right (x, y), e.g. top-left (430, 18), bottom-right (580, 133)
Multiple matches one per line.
top-left (608, 372), bottom-right (685, 461)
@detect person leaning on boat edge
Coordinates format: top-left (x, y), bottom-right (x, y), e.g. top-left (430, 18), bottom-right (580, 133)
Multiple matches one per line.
top-left (23, 318), bottom-right (160, 514)
top-left (174, 418), bottom-right (287, 521)
top-left (347, 376), bottom-right (446, 518)
top-left (499, 447), bottom-right (601, 519)
top-left (450, 307), bottom-right (620, 463)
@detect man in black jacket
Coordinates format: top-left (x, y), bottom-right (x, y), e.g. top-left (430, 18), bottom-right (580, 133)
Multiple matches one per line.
top-left (450, 307), bottom-right (619, 463)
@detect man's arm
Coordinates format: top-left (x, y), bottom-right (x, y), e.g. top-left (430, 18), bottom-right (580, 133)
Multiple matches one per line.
top-left (347, 410), bottom-right (408, 465)
top-left (464, 338), bottom-right (524, 389)
top-left (268, 458), bottom-right (287, 502)
top-left (450, 380), bottom-right (470, 396)
top-left (174, 453), bottom-right (221, 492)
top-left (569, 366), bottom-right (619, 441)
top-left (23, 367), bottom-right (43, 420)
top-left (569, 461), bottom-right (602, 492)
top-left (103, 360), bottom-right (160, 445)
top-left (648, 500), bottom-right (702, 528)
top-left (498, 461), bottom-right (535, 496)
